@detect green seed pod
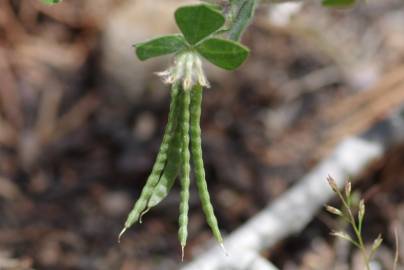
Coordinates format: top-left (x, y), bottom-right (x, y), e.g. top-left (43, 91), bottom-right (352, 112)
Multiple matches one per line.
top-left (120, 83), bottom-right (180, 239)
top-left (146, 103), bottom-right (183, 210)
top-left (190, 84), bottom-right (223, 244)
top-left (178, 87), bottom-right (191, 259)
top-left (139, 91), bottom-right (183, 220)
top-left (146, 157), bottom-right (180, 209)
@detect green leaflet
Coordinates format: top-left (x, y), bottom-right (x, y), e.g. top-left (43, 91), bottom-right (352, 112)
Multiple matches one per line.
top-left (322, 0), bottom-right (356, 7)
top-left (196, 38), bottom-right (249, 70)
top-left (175, 4), bottom-right (225, 45)
top-left (41, 0), bottom-right (62, 4)
top-left (228, 0), bottom-right (258, 41)
top-left (135, 35), bottom-right (187, 61)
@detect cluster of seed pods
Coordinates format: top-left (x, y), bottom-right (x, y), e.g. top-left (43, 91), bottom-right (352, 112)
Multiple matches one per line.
top-left (117, 3), bottom-right (251, 259)
top-left (119, 83), bottom-right (223, 259)
top-left (40, 0), bottom-right (250, 261)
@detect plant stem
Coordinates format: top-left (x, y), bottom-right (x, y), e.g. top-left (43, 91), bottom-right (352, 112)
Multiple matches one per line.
top-left (335, 190), bottom-right (370, 270)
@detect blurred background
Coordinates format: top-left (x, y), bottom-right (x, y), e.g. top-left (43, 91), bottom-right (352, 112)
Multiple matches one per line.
top-left (0, 0), bottom-right (404, 269)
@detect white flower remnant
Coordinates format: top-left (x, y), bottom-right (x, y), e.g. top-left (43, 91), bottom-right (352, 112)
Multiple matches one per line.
top-left (157, 52), bottom-right (210, 90)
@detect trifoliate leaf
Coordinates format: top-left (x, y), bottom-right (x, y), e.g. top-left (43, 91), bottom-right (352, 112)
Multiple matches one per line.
top-left (175, 4), bottom-right (225, 45)
top-left (134, 35), bottom-right (187, 61)
top-left (196, 38), bottom-right (249, 70)
top-left (322, 0), bottom-right (355, 7)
